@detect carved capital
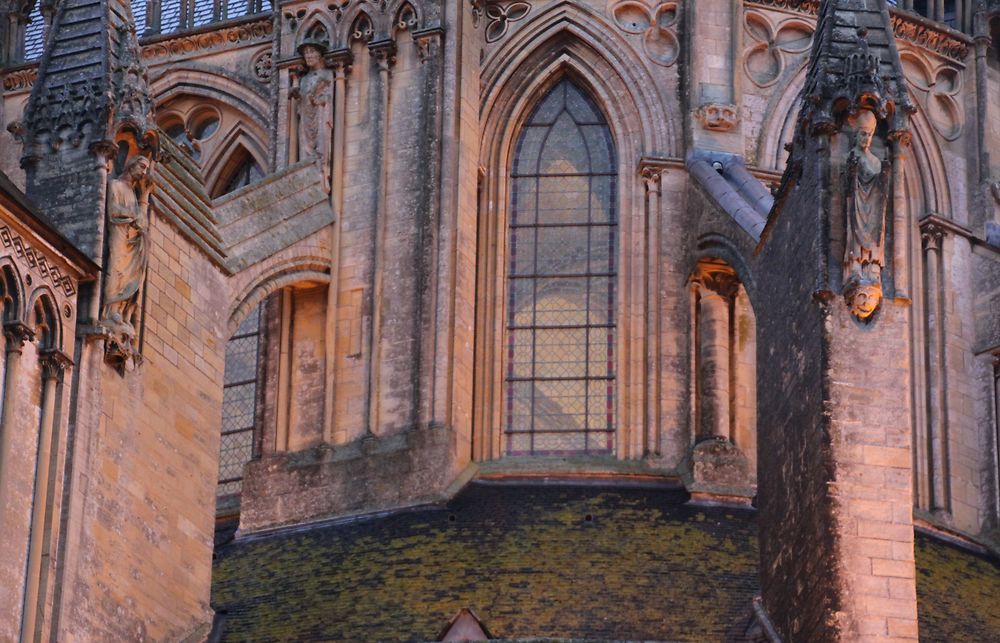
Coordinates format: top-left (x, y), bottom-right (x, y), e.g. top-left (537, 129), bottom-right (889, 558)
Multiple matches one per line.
top-left (693, 261), bottom-right (740, 300)
top-left (920, 222), bottom-right (946, 251)
top-left (325, 48), bottom-right (353, 77)
top-left (3, 321), bottom-right (34, 354)
top-left (39, 349), bottom-right (73, 382)
top-left (695, 103), bottom-right (739, 132)
top-left (368, 39), bottom-right (396, 70)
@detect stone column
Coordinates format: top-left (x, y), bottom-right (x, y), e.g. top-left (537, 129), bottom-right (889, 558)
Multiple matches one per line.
top-left (323, 48), bottom-right (352, 445)
top-left (641, 163), bottom-right (664, 456)
top-left (921, 222), bottom-right (951, 516)
top-left (364, 38), bottom-right (396, 436)
top-left (21, 349), bottom-right (71, 642)
top-left (0, 321), bottom-right (34, 488)
top-left (688, 262), bottom-right (750, 499)
top-left (695, 264), bottom-right (738, 442)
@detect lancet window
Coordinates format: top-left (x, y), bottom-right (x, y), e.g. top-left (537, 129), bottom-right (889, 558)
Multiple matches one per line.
top-left (503, 78), bottom-right (618, 456)
top-left (217, 303), bottom-right (263, 506)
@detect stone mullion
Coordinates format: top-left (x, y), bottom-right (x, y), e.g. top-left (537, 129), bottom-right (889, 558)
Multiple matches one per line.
top-left (921, 223), bottom-right (950, 516)
top-left (324, 49), bottom-right (352, 445)
top-left (21, 349), bottom-right (71, 643)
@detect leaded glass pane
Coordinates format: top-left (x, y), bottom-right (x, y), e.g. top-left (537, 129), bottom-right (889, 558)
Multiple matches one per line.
top-left (22, 5), bottom-right (44, 61)
top-left (504, 78), bottom-right (617, 457)
top-left (217, 303), bottom-right (263, 503)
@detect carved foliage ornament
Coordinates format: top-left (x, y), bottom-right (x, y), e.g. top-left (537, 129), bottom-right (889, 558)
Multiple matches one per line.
top-left (743, 10), bottom-right (813, 87)
top-left (252, 50), bottom-right (273, 82)
top-left (745, 0), bottom-right (819, 13)
top-left (2, 66), bottom-right (37, 91)
top-left (141, 19), bottom-right (273, 61)
top-left (484, 1), bottom-right (529, 43)
top-left (889, 13), bottom-right (969, 62)
top-left (610, 0), bottom-right (679, 67)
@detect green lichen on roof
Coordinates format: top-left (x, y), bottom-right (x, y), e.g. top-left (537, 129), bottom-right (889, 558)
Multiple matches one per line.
top-left (211, 482), bottom-right (760, 641)
top-left (916, 531), bottom-right (1000, 642)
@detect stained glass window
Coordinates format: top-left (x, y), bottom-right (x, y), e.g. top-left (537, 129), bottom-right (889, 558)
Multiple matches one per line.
top-left (504, 78), bottom-right (618, 456)
top-left (218, 303), bottom-right (262, 502)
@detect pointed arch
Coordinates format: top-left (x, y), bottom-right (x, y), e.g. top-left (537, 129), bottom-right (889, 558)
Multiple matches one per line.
top-left (149, 68), bottom-right (271, 130)
top-left (475, 13), bottom-right (675, 460)
top-left (481, 0), bottom-right (677, 163)
top-left (391, 1), bottom-right (419, 37)
top-left (756, 59), bottom-right (951, 218)
top-left (340, 7), bottom-right (375, 44)
top-left (228, 257), bottom-right (331, 336)
top-left (204, 126), bottom-right (268, 198)
top-left (296, 10), bottom-right (333, 48)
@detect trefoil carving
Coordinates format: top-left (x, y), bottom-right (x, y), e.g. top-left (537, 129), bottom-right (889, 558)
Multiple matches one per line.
top-left (610, 1), bottom-right (678, 66)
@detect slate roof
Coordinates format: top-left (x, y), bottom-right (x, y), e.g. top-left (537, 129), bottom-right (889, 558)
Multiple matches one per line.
top-left (211, 482), bottom-right (761, 642)
top-left (211, 481), bottom-right (1000, 641)
top-left (916, 530), bottom-right (1000, 641)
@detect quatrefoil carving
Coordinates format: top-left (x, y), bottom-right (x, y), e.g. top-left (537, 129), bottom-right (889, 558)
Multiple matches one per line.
top-left (610, 1), bottom-right (678, 67)
top-left (900, 50), bottom-right (963, 141)
top-left (743, 10), bottom-right (812, 87)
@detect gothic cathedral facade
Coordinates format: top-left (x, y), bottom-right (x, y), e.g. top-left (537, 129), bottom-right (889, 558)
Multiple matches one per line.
top-left (1, 0), bottom-right (1000, 640)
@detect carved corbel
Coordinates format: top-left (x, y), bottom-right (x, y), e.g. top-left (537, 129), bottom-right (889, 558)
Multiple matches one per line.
top-left (694, 103), bottom-right (740, 132)
top-left (412, 26), bottom-right (443, 64)
top-left (368, 39), bottom-right (396, 71)
top-left (324, 47), bottom-right (353, 76)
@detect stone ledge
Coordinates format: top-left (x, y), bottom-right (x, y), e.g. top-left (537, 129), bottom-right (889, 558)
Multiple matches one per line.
top-left (238, 425), bottom-right (464, 533)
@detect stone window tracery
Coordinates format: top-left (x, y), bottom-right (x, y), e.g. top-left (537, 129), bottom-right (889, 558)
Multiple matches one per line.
top-left (503, 78), bottom-right (618, 456)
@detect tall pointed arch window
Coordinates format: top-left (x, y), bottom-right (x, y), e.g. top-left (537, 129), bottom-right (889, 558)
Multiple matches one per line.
top-left (504, 78), bottom-right (618, 456)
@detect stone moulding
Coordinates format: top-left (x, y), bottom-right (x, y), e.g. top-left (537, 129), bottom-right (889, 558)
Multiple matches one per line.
top-left (1, 65), bottom-right (38, 92)
top-left (140, 18), bottom-right (274, 62)
top-left (889, 14), bottom-right (969, 62)
top-left (746, 0), bottom-right (971, 62)
top-left (0, 225), bottom-right (76, 297)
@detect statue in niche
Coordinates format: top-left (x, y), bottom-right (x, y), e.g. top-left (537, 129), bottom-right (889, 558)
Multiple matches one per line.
top-left (292, 41), bottom-right (333, 189)
top-left (843, 109), bottom-right (889, 320)
top-left (101, 154), bottom-right (153, 370)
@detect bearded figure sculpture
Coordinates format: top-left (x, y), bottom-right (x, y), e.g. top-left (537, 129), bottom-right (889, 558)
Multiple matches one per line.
top-left (101, 154), bottom-right (154, 369)
top-left (843, 109), bottom-right (889, 320)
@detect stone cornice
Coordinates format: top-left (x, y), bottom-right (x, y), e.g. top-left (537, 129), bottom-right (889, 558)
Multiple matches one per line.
top-left (745, 0), bottom-right (972, 62)
top-left (0, 225), bottom-right (78, 297)
top-left (140, 17), bottom-right (273, 62)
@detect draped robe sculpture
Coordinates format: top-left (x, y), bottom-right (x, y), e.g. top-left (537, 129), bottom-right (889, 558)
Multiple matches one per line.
top-left (843, 109), bottom-right (889, 319)
top-left (293, 42), bottom-right (333, 189)
top-left (101, 154), bottom-right (153, 368)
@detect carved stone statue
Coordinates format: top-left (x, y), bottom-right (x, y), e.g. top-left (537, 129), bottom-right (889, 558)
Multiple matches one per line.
top-left (843, 109), bottom-right (889, 319)
top-left (101, 154), bottom-right (153, 367)
top-left (293, 42), bottom-right (333, 186)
